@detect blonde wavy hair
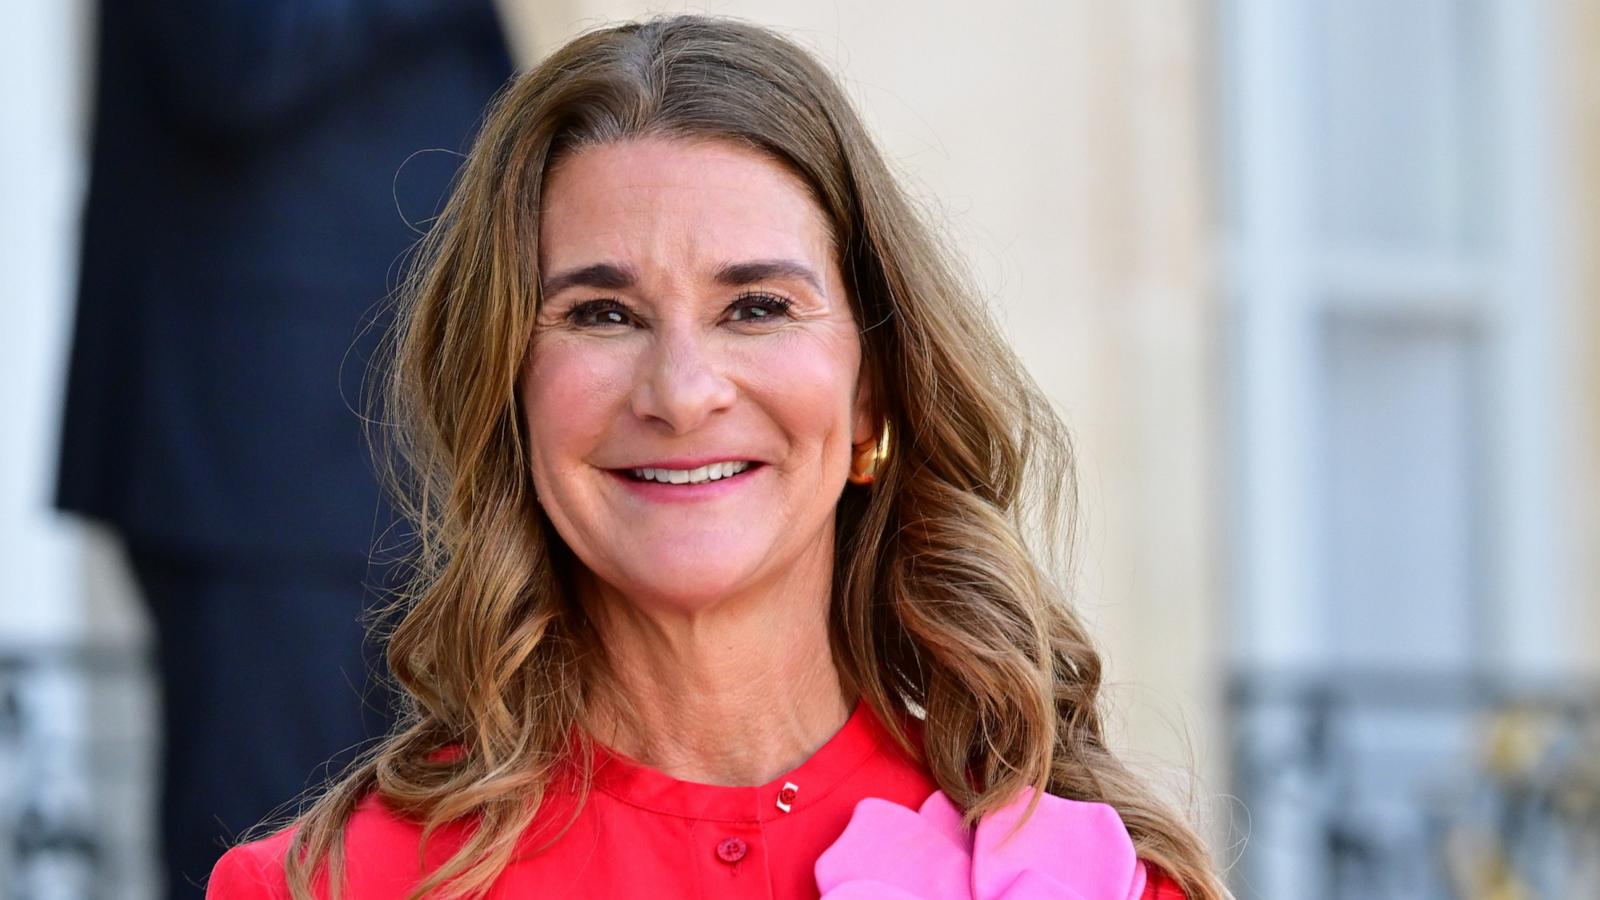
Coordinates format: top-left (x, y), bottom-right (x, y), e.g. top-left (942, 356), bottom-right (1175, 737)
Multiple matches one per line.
top-left (283, 14), bottom-right (1228, 900)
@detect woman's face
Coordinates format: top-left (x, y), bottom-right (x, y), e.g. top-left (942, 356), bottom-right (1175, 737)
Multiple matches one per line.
top-left (523, 138), bottom-right (872, 614)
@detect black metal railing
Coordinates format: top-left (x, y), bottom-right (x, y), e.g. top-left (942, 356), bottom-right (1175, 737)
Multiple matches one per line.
top-left (0, 643), bottom-right (156, 900)
top-left (1228, 669), bottom-right (1600, 900)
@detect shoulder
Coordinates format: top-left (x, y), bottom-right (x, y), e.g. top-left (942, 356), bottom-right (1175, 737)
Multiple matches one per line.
top-left (206, 830), bottom-right (294, 899)
top-left (1141, 867), bottom-right (1189, 900)
top-left (206, 794), bottom-right (453, 899)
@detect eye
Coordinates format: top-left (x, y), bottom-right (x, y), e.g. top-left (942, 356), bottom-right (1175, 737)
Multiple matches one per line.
top-left (566, 299), bottom-right (635, 329)
top-left (727, 292), bottom-right (794, 323)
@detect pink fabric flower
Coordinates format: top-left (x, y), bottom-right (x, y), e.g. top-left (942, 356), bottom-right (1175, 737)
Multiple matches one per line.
top-left (815, 788), bottom-right (1149, 900)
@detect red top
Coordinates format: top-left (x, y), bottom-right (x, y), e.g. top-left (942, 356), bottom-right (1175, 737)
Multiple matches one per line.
top-left (207, 703), bottom-right (1185, 898)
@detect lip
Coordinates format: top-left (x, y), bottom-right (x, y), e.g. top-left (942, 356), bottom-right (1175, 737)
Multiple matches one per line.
top-left (615, 456), bottom-right (758, 470)
top-left (604, 460), bottom-right (764, 503)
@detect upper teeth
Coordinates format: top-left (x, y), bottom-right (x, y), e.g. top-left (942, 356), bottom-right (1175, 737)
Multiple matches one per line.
top-left (632, 461), bottom-right (752, 484)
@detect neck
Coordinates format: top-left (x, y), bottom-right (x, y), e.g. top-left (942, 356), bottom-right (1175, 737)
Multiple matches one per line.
top-left (579, 546), bottom-right (851, 786)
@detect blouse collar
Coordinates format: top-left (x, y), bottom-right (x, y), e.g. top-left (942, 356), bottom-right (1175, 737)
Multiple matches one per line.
top-left (586, 700), bottom-right (887, 824)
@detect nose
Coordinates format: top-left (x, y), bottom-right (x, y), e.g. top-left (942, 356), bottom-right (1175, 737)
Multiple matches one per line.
top-left (629, 327), bottom-right (737, 434)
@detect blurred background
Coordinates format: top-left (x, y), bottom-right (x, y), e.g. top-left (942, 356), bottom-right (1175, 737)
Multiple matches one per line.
top-left (3, 1), bottom-right (1597, 898)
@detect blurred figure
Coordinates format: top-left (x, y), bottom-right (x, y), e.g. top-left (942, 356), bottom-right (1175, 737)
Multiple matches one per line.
top-left (54, 3), bottom-right (511, 896)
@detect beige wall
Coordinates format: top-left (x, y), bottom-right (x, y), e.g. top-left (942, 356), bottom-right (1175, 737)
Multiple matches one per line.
top-left (500, 0), bottom-right (1227, 825)
top-left (1559, 0), bottom-right (1600, 676)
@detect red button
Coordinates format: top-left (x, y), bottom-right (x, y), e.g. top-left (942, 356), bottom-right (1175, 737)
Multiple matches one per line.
top-left (715, 837), bottom-right (748, 863)
top-left (778, 786), bottom-right (798, 805)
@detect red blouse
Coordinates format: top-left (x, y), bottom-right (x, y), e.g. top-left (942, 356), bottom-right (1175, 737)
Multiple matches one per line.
top-left (207, 703), bottom-right (1185, 898)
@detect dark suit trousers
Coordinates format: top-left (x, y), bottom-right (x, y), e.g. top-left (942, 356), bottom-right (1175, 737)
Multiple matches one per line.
top-left (130, 548), bottom-right (396, 898)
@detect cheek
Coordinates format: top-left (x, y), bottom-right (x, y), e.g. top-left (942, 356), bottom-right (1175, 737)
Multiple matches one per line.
top-left (736, 331), bottom-right (861, 457)
top-left (521, 339), bottom-right (631, 477)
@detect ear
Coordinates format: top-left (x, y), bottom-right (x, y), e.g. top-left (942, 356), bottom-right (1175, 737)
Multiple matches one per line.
top-left (851, 364), bottom-right (877, 447)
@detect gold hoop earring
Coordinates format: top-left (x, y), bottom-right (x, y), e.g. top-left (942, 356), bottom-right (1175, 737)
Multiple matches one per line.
top-left (848, 421), bottom-right (892, 485)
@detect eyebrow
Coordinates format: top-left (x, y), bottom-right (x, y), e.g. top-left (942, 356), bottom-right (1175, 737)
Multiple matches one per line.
top-left (713, 259), bottom-right (824, 293)
top-left (538, 258), bottom-right (824, 298)
top-left (539, 262), bottom-right (636, 297)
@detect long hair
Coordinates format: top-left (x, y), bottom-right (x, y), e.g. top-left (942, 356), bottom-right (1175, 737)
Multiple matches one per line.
top-left (285, 15), bottom-right (1228, 900)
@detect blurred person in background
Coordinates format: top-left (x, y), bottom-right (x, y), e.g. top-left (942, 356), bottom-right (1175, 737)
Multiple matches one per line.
top-left (53, 2), bottom-right (512, 896)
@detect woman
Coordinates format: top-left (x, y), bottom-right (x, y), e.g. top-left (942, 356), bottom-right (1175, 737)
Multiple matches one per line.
top-left (207, 15), bottom-right (1228, 900)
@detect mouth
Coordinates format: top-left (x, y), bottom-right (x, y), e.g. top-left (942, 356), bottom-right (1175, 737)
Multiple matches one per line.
top-left (616, 460), bottom-right (763, 486)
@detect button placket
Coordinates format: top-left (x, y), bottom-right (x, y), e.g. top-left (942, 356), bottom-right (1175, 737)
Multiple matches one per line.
top-left (714, 836), bottom-right (748, 864)
top-left (775, 781), bottom-right (798, 813)
top-left (702, 814), bottom-right (763, 888)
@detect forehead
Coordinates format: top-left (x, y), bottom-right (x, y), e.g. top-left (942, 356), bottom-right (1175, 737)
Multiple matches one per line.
top-left (537, 138), bottom-right (836, 273)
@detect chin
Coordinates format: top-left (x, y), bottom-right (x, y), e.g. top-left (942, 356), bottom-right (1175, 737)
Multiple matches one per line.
top-left (572, 524), bottom-right (831, 614)
top-left (613, 559), bottom-right (765, 611)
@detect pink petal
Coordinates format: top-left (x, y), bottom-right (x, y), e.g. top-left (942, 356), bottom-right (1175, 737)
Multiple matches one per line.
top-left (816, 797), bottom-right (972, 899)
top-left (971, 789), bottom-right (1145, 900)
top-left (820, 881), bottom-right (937, 900)
top-left (918, 790), bottom-right (974, 851)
